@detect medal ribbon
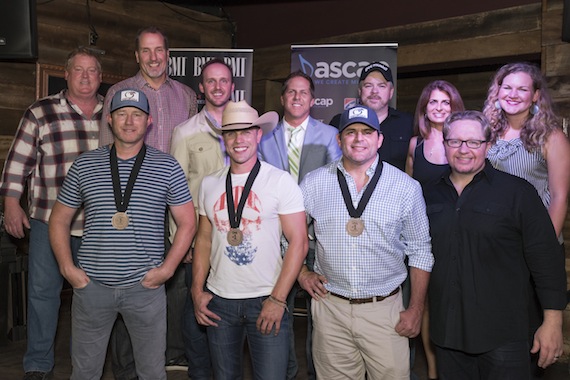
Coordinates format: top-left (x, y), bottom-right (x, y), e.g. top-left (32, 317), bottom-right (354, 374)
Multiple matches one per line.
top-left (336, 161), bottom-right (383, 218)
top-left (226, 160), bottom-right (261, 229)
top-left (110, 144), bottom-right (146, 213)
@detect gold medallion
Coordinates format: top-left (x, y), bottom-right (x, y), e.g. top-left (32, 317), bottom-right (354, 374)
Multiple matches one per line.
top-left (227, 228), bottom-right (243, 246)
top-left (111, 212), bottom-right (129, 230)
top-left (346, 218), bottom-right (364, 237)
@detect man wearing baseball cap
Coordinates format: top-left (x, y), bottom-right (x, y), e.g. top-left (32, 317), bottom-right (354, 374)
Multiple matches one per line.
top-left (49, 89), bottom-right (196, 379)
top-left (331, 61), bottom-right (414, 172)
top-left (299, 105), bottom-right (432, 379)
top-left (191, 100), bottom-right (308, 379)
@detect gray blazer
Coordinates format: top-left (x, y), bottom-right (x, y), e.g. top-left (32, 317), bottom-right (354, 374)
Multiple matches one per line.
top-left (258, 116), bottom-right (341, 183)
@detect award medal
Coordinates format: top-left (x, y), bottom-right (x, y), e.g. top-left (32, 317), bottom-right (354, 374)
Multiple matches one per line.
top-left (227, 228), bottom-right (244, 246)
top-left (346, 218), bottom-right (365, 237)
top-left (110, 144), bottom-right (146, 230)
top-left (111, 212), bottom-right (129, 230)
top-left (337, 161), bottom-right (383, 237)
top-left (225, 160), bottom-right (261, 246)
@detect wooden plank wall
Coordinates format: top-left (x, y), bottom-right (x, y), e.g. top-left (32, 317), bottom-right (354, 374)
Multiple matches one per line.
top-left (253, 3), bottom-right (542, 113)
top-left (0, 0), bottom-right (232, 139)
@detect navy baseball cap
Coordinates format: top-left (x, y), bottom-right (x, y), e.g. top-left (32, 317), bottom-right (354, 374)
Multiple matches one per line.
top-left (339, 105), bottom-right (380, 132)
top-left (359, 61), bottom-right (393, 83)
top-left (110, 89), bottom-right (150, 114)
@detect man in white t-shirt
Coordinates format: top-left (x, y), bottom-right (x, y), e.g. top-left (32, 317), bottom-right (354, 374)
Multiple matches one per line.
top-left (191, 100), bottom-right (308, 379)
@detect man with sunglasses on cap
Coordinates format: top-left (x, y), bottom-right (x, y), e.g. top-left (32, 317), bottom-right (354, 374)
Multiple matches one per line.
top-left (300, 105), bottom-right (433, 379)
top-left (191, 100), bottom-right (308, 379)
top-left (49, 89), bottom-right (196, 380)
top-left (331, 61), bottom-right (413, 172)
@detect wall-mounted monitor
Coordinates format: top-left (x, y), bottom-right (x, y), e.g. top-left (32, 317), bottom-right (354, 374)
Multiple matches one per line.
top-left (0, 0), bottom-right (38, 61)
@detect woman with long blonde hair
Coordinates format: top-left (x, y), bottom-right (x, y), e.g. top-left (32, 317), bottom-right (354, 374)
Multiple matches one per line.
top-left (483, 62), bottom-right (570, 379)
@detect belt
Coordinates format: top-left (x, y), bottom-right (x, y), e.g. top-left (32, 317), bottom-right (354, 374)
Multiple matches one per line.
top-left (329, 288), bottom-right (399, 304)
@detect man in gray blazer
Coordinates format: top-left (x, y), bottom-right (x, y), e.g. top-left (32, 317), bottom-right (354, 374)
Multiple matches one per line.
top-left (259, 71), bottom-right (341, 182)
top-left (259, 70), bottom-right (341, 380)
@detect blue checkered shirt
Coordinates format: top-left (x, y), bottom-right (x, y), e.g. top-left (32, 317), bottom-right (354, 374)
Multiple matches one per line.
top-left (300, 156), bottom-right (433, 298)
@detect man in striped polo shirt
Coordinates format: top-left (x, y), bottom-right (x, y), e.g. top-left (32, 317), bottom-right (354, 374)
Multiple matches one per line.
top-left (49, 89), bottom-right (196, 380)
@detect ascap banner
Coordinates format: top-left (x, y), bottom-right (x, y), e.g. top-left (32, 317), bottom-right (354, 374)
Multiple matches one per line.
top-left (168, 48), bottom-right (253, 109)
top-left (291, 43), bottom-right (397, 124)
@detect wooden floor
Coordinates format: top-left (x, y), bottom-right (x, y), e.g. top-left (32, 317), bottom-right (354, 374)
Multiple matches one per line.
top-left (1, 290), bottom-right (569, 380)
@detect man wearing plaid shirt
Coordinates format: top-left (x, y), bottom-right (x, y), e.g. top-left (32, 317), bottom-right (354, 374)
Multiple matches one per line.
top-left (299, 105), bottom-right (433, 380)
top-left (0, 47), bottom-right (103, 380)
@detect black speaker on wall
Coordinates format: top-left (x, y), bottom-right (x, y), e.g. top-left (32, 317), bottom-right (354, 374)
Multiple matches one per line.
top-left (564, 0), bottom-right (570, 42)
top-left (0, 0), bottom-right (38, 61)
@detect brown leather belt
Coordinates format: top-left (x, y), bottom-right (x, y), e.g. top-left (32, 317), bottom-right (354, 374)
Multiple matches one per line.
top-left (329, 288), bottom-right (399, 304)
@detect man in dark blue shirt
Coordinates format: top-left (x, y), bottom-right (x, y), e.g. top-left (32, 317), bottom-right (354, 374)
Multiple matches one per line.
top-left (329, 62), bottom-right (413, 171)
top-left (423, 110), bottom-right (566, 379)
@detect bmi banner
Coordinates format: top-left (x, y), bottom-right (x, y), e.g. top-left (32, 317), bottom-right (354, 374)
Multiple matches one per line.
top-left (168, 48), bottom-right (253, 109)
top-left (291, 43), bottom-right (398, 124)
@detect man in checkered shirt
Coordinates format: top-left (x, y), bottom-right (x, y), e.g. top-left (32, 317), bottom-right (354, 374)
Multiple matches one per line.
top-left (0, 47), bottom-right (103, 380)
top-left (299, 105), bottom-right (433, 380)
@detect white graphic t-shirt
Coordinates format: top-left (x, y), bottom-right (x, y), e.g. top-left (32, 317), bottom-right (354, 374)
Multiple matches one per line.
top-left (199, 161), bottom-right (304, 298)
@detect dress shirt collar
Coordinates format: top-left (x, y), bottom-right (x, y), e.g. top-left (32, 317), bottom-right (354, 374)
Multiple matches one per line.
top-left (337, 154), bottom-right (380, 180)
top-left (134, 71), bottom-right (172, 90)
top-left (441, 160), bottom-right (495, 188)
top-left (283, 116), bottom-right (309, 133)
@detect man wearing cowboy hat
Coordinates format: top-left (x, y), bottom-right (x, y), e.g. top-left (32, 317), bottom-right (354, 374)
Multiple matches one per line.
top-left (191, 100), bottom-right (309, 379)
top-left (170, 58), bottom-right (234, 380)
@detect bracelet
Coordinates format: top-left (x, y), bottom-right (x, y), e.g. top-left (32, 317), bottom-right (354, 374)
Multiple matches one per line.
top-left (267, 295), bottom-right (289, 312)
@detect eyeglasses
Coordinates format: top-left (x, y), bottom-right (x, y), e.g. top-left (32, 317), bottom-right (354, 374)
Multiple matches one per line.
top-left (444, 139), bottom-right (487, 149)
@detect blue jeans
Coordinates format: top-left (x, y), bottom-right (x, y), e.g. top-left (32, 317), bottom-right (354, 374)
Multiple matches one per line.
top-left (23, 219), bottom-right (81, 373)
top-left (207, 293), bottom-right (290, 380)
top-left (183, 263), bottom-right (212, 379)
top-left (71, 280), bottom-right (167, 380)
top-left (435, 341), bottom-right (530, 380)
top-left (285, 285), bottom-right (298, 380)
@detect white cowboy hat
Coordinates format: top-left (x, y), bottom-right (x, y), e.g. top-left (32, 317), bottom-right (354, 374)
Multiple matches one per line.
top-left (220, 100), bottom-right (278, 135)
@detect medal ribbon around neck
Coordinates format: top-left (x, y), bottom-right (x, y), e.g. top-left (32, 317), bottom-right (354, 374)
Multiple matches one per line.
top-left (225, 160), bottom-right (261, 244)
top-left (336, 161), bottom-right (383, 230)
top-left (110, 144), bottom-right (146, 229)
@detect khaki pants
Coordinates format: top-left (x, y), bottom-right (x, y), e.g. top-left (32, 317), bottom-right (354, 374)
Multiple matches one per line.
top-left (312, 290), bottom-right (410, 380)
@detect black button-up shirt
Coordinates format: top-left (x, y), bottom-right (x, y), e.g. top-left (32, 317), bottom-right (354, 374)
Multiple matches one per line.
top-left (330, 107), bottom-right (413, 171)
top-left (377, 107), bottom-right (413, 172)
top-left (423, 162), bottom-right (566, 354)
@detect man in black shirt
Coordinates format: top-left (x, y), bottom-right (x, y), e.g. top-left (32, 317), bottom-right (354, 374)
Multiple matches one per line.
top-left (329, 62), bottom-right (413, 171)
top-left (423, 110), bottom-right (566, 379)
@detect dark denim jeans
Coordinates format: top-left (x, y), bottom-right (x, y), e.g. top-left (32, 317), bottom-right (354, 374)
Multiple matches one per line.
top-left (285, 285), bottom-right (298, 380)
top-left (207, 293), bottom-right (289, 380)
top-left (183, 263), bottom-right (212, 380)
top-left (23, 220), bottom-right (81, 373)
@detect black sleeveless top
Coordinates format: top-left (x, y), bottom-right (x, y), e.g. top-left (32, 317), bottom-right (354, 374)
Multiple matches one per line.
top-left (412, 137), bottom-right (449, 186)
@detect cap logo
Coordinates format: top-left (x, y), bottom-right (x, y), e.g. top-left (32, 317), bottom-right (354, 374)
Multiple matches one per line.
top-left (120, 90), bottom-right (139, 102)
top-left (348, 107), bottom-right (368, 120)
